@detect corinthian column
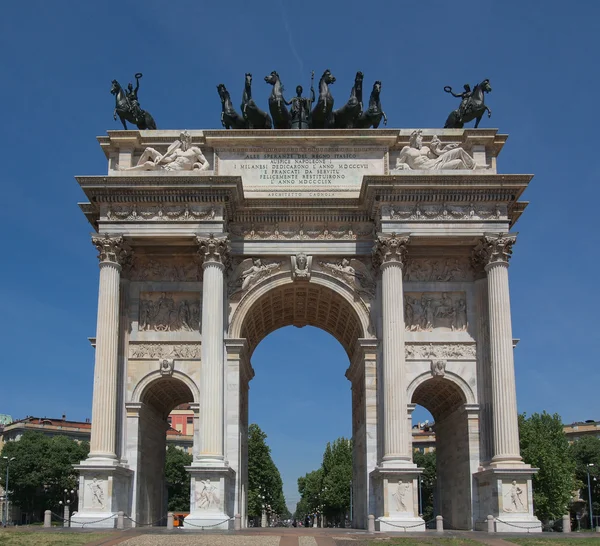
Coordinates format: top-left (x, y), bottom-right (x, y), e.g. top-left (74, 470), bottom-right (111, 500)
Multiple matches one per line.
top-left (473, 233), bottom-right (522, 465)
top-left (373, 233), bottom-right (411, 466)
top-left (196, 234), bottom-right (230, 463)
top-left (89, 235), bottom-right (131, 460)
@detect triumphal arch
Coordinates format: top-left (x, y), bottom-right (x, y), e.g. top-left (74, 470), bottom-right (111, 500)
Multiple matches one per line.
top-left (72, 127), bottom-right (541, 532)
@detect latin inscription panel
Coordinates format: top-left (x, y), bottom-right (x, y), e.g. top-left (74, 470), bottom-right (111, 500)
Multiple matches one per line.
top-left (216, 146), bottom-right (387, 197)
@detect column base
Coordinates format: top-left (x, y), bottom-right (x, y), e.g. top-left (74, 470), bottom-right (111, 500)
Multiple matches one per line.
top-left (474, 466), bottom-right (541, 533)
top-left (184, 464), bottom-right (235, 530)
top-left (71, 462), bottom-right (132, 529)
top-left (372, 467), bottom-right (424, 532)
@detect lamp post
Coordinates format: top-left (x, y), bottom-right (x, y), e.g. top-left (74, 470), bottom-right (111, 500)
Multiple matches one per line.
top-left (58, 489), bottom-right (76, 527)
top-left (587, 463), bottom-right (595, 530)
top-left (2, 457), bottom-right (15, 527)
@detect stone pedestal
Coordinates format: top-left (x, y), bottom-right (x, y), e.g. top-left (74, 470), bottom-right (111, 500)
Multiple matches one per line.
top-left (373, 468), bottom-right (425, 532)
top-left (474, 468), bottom-right (541, 532)
top-left (71, 464), bottom-right (132, 528)
top-left (184, 466), bottom-right (234, 530)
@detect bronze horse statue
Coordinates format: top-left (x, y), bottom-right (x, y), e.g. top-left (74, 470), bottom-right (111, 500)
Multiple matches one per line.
top-left (217, 83), bottom-right (247, 129)
top-left (110, 79), bottom-right (156, 130)
top-left (264, 71), bottom-right (290, 129)
top-left (444, 79), bottom-right (492, 128)
top-left (310, 69), bottom-right (336, 128)
top-left (332, 71), bottom-right (364, 128)
top-left (355, 81), bottom-right (387, 128)
top-left (242, 73), bottom-right (273, 129)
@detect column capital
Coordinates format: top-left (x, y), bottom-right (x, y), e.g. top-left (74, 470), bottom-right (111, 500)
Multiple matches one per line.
top-left (472, 233), bottom-right (517, 272)
top-left (91, 234), bottom-right (132, 267)
top-left (196, 234), bottom-right (231, 269)
top-left (372, 233), bottom-right (410, 271)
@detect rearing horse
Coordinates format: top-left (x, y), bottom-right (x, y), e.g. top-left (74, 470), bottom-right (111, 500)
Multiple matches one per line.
top-left (110, 80), bottom-right (156, 130)
top-left (241, 73), bottom-right (272, 129)
top-left (355, 81), bottom-right (387, 128)
top-left (217, 83), bottom-right (247, 129)
top-left (310, 69), bottom-right (336, 129)
top-left (444, 79), bottom-right (492, 128)
top-left (264, 71), bottom-right (290, 129)
top-left (333, 71), bottom-right (364, 128)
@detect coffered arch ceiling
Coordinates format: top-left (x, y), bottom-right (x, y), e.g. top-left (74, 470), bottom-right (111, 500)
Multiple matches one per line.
top-left (240, 283), bottom-right (364, 360)
top-left (141, 377), bottom-right (194, 419)
top-left (411, 377), bottom-right (467, 422)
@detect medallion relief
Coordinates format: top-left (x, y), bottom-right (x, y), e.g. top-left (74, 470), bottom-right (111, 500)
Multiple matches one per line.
top-left (138, 292), bottom-right (200, 332)
top-left (404, 292), bottom-right (467, 332)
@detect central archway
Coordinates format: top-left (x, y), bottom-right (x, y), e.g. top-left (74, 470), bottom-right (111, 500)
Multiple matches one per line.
top-left (228, 276), bottom-right (375, 527)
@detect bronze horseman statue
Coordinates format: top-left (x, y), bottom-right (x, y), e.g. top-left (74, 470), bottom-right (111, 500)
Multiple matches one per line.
top-left (111, 73), bottom-right (157, 130)
top-left (444, 79), bottom-right (492, 128)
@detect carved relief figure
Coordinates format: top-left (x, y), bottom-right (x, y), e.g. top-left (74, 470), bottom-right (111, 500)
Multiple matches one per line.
top-left (123, 131), bottom-right (210, 172)
top-left (88, 478), bottom-right (104, 509)
top-left (319, 258), bottom-right (375, 297)
top-left (129, 257), bottom-right (201, 282)
top-left (241, 258), bottom-right (281, 291)
top-left (406, 343), bottom-right (477, 360)
top-left (197, 479), bottom-right (219, 510)
top-left (403, 257), bottom-right (472, 282)
top-left (393, 481), bottom-right (411, 512)
top-left (159, 358), bottom-right (174, 376)
top-left (130, 343), bottom-right (201, 359)
top-left (503, 481), bottom-right (526, 513)
top-left (431, 359), bottom-right (446, 377)
top-left (404, 292), bottom-right (467, 332)
top-left (394, 130), bottom-right (486, 171)
top-left (291, 253), bottom-right (312, 280)
top-left (138, 292), bottom-right (200, 332)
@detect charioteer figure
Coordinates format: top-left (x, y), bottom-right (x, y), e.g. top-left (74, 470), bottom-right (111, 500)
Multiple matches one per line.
top-left (111, 72), bottom-right (156, 130)
top-left (126, 74), bottom-right (143, 123)
top-left (444, 84), bottom-right (471, 124)
top-left (287, 71), bottom-right (315, 129)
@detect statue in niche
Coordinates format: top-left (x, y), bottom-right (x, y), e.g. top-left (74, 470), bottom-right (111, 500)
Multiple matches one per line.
top-left (122, 131), bottom-right (210, 172)
top-left (197, 479), bottom-right (219, 510)
top-left (291, 253), bottom-right (312, 280)
top-left (241, 258), bottom-right (281, 291)
top-left (393, 481), bottom-right (410, 512)
top-left (394, 130), bottom-right (486, 171)
top-left (88, 478), bottom-right (104, 509)
top-left (503, 481), bottom-right (526, 512)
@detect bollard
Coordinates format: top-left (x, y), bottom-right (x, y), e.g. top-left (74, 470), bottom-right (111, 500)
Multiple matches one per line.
top-left (487, 515), bottom-right (495, 533)
top-left (117, 511), bottom-right (124, 530)
top-left (44, 510), bottom-right (52, 528)
top-left (368, 514), bottom-right (375, 532)
top-left (562, 514), bottom-right (571, 533)
top-left (234, 513), bottom-right (241, 530)
top-left (63, 505), bottom-right (70, 527)
top-left (595, 526), bottom-right (600, 533)
top-left (436, 515), bottom-right (444, 533)
top-left (167, 512), bottom-right (174, 530)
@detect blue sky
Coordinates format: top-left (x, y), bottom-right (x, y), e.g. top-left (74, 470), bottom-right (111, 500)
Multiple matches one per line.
top-left (1, 1), bottom-right (598, 511)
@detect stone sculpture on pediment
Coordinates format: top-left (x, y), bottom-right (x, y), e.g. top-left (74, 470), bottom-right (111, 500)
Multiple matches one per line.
top-left (139, 292), bottom-right (200, 332)
top-left (291, 253), bottom-right (312, 281)
top-left (394, 130), bottom-right (486, 171)
top-left (228, 258), bottom-right (282, 296)
top-left (403, 257), bottom-right (473, 282)
top-left (318, 258), bottom-right (375, 298)
top-left (405, 292), bottom-right (467, 332)
top-left (121, 131), bottom-right (210, 172)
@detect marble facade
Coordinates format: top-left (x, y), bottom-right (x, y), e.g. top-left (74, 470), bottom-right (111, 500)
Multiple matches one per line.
top-left (72, 128), bottom-right (540, 532)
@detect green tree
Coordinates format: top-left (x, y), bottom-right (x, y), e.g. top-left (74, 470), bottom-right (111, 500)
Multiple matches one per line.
top-left (321, 438), bottom-right (352, 524)
top-left (570, 435), bottom-right (600, 519)
top-left (165, 445), bottom-right (192, 511)
top-left (0, 432), bottom-right (89, 519)
top-left (247, 424), bottom-right (288, 522)
top-left (518, 412), bottom-right (577, 522)
top-left (413, 450), bottom-right (436, 521)
top-left (296, 468), bottom-right (323, 519)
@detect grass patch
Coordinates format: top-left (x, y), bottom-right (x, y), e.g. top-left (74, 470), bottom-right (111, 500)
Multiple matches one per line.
top-left (369, 537), bottom-right (480, 546)
top-left (510, 539), bottom-right (600, 545)
top-left (0, 530), bottom-right (116, 546)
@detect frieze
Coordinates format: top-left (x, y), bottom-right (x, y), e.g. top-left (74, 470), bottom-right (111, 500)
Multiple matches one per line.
top-left (405, 343), bottom-right (476, 360)
top-left (129, 343), bottom-right (201, 359)
top-left (104, 204), bottom-right (216, 222)
top-left (405, 292), bottom-right (467, 332)
top-left (228, 222), bottom-right (373, 240)
top-left (139, 292), bottom-right (200, 332)
top-left (404, 257), bottom-right (474, 282)
top-left (384, 203), bottom-right (506, 221)
top-left (129, 256), bottom-right (201, 282)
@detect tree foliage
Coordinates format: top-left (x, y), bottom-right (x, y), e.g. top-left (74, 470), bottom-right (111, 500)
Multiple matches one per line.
top-left (518, 412), bottom-right (577, 522)
top-left (570, 435), bottom-right (600, 516)
top-left (165, 445), bottom-right (192, 511)
top-left (413, 450), bottom-right (436, 521)
top-left (0, 432), bottom-right (89, 518)
top-left (247, 424), bottom-right (288, 520)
